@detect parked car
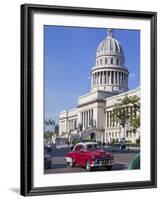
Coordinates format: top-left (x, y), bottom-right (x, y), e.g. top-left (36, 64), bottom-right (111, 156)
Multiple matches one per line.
top-left (65, 142), bottom-right (114, 171)
top-left (44, 148), bottom-right (52, 169)
top-left (44, 143), bottom-right (53, 152)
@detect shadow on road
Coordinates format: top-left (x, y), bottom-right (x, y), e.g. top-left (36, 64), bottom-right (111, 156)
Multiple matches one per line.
top-left (90, 163), bottom-right (127, 172)
top-left (51, 163), bottom-right (67, 169)
top-left (45, 162), bottom-right (128, 174)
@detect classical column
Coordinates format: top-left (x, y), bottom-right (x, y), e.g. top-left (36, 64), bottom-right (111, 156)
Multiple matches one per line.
top-left (81, 112), bottom-right (83, 125)
top-left (102, 72), bottom-right (104, 84)
top-left (107, 71), bottom-right (109, 84)
top-left (109, 71), bottom-right (112, 84)
top-left (118, 72), bottom-right (121, 85)
top-left (83, 111), bottom-right (85, 128)
top-left (108, 111), bottom-right (110, 128)
top-left (100, 72), bottom-right (102, 84)
top-left (120, 72), bottom-right (122, 85)
top-left (88, 110), bottom-right (90, 126)
top-left (122, 72), bottom-right (124, 85)
top-left (88, 110), bottom-right (90, 127)
top-left (117, 71), bottom-right (119, 85)
top-left (106, 112), bottom-right (109, 127)
top-left (109, 111), bottom-right (111, 127)
top-left (96, 73), bottom-right (98, 85)
top-left (113, 71), bottom-right (115, 84)
top-left (91, 109), bottom-right (93, 123)
top-left (72, 120), bottom-right (74, 130)
top-left (90, 109), bottom-right (93, 126)
top-left (122, 73), bottom-right (124, 86)
top-left (105, 71), bottom-right (107, 84)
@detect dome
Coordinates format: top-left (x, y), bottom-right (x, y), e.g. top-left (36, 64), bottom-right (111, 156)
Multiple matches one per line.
top-left (96, 29), bottom-right (124, 57)
top-left (91, 29), bottom-right (129, 94)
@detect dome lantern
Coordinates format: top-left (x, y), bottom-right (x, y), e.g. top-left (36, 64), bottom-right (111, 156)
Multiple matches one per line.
top-left (107, 29), bottom-right (113, 37)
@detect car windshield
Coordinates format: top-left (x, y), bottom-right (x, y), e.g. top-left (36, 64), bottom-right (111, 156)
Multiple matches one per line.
top-left (85, 143), bottom-right (100, 150)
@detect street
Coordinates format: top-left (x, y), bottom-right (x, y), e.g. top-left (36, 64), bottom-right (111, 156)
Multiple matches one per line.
top-left (44, 146), bottom-right (140, 174)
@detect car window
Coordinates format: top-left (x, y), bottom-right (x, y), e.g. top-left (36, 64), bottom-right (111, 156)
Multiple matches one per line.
top-left (85, 144), bottom-right (100, 150)
top-left (74, 144), bottom-right (84, 152)
top-left (85, 144), bottom-right (93, 150)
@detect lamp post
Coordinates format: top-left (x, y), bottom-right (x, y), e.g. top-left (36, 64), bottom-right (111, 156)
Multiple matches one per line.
top-left (68, 129), bottom-right (71, 151)
top-left (100, 127), bottom-right (105, 146)
top-left (119, 117), bottom-right (130, 151)
top-left (119, 117), bottom-right (126, 142)
top-left (78, 123), bottom-right (83, 141)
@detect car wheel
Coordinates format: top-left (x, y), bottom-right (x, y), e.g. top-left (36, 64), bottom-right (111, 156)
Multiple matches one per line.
top-left (106, 165), bottom-right (112, 170)
top-left (86, 160), bottom-right (91, 171)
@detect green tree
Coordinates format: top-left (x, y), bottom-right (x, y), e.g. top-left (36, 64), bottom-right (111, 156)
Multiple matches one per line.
top-left (112, 95), bottom-right (140, 132)
top-left (44, 118), bottom-right (59, 138)
top-left (54, 124), bottom-right (59, 136)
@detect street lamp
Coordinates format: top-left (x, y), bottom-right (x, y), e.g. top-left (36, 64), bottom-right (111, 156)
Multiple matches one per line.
top-left (119, 117), bottom-right (130, 151)
top-left (78, 123), bottom-right (83, 141)
top-left (68, 129), bottom-right (71, 151)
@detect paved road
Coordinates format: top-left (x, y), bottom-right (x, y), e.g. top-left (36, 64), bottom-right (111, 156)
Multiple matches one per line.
top-left (45, 146), bottom-right (140, 174)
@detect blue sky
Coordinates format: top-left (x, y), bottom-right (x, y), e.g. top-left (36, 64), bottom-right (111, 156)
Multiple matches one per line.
top-left (44, 26), bottom-right (140, 123)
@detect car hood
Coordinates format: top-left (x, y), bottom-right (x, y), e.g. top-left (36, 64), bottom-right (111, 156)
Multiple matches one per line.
top-left (87, 149), bottom-right (112, 158)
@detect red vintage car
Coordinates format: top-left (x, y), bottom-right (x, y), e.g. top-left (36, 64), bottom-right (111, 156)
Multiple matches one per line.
top-left (65, 142), bottom-right (114, 171)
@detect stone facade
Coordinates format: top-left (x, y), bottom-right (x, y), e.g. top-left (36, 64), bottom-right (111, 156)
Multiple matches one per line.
top-left (59, 29), bottom-right (140, 144)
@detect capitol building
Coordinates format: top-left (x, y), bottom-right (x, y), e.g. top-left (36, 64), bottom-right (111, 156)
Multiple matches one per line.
top-left (59, 29), bottom-right (140, 144)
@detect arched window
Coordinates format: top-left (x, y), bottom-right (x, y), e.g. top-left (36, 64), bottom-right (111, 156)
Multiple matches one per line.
top-left (116, 59), bottom-right (119, 65)
top-left (111, 58), bottom-right (113, 64)
top-left (100, 59), bottom-right (102, 65)
top-left (105, 58), bottom-right (107, 64)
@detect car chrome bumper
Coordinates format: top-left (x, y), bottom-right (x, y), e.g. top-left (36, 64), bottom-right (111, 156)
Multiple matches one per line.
top-left (65, 157), bottom-right (72, 163)
top-left (91, 160), bottom-right (113, 167)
